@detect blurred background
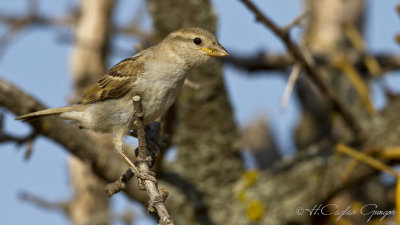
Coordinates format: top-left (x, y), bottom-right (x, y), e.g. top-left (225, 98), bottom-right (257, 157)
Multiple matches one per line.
top-left (0, 0), bottom-right (400, 224)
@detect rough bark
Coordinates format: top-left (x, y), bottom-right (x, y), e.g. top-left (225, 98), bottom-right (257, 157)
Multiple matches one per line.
top-left (249, 96), bottom-right (400, 225)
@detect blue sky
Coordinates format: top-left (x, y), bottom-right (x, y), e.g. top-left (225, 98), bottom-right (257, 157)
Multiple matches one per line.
top-left (0, 0), bottom-right (399, 225)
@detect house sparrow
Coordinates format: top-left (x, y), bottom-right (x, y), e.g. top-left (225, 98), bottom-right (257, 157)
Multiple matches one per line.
top-left (16, 27), bottom-right (229, 169)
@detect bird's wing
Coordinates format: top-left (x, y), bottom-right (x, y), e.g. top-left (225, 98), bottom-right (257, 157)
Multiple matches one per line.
top-left (78, 54), bottom-right (145, 104)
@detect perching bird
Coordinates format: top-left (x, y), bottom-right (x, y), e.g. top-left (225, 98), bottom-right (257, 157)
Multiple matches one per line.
top-left (16, 27), bottom-right (229, 169)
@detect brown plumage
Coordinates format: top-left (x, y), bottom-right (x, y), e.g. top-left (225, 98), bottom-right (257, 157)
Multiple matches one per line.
top-left (16, 54), bottom-right (146, 120)
top-left (79, 55), bottom-right (145, 104)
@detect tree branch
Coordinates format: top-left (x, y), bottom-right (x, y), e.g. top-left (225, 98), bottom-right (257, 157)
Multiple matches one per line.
top-left (132, 95), bottom-right (173, 225)
top-left (224, 52), bottom-right (400, 74)
top-left (0, 10), bottom-right (152, 43)
top-left (105, 169), bottom-right (134, 197)
top-left (222, 52), bottom-right (294, 72)
top-left (239, 0), bottom-right (365, 140)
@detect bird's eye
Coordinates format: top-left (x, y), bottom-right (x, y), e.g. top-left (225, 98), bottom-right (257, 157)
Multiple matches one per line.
top-left (193, 37), bottom-right (202, 45)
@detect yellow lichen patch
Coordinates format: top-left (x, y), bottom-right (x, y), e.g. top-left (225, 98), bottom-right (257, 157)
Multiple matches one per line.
top-left (246, 199), bottom-right (265, 222)
top-left (236, 170), bottom-right (259, 202)
top-left (243, 170), bottom-right (259, 188)
top-left (235, 170), bottom-right (264, 221)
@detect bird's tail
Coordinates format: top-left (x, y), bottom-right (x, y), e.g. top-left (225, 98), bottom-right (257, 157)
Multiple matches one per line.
top-left (16, 105), bottom-right (79, 122)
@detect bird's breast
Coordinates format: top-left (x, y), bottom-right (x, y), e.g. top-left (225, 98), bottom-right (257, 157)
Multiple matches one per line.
top-left (138, 73), bottom-right (186, 124)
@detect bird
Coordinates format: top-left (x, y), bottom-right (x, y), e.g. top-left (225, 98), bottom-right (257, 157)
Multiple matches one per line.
top-left (16, 27), bottom-right (229, 171)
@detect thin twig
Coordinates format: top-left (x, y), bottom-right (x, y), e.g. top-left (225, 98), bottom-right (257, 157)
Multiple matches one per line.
top-left (132, 95), bottom-right (173, 225)
top-left (282, 11), bottom-right (309, 33)
top-left (336, 143), bottom-right (397, 177)
top-left (378, 146), bottom-right (400, 159)
top-left (19, 191), bottom-right (67, 211)
top-left (0, 113), bottom-right (37, 159)
top-left (280, 63), bottom-right (302, 111)
top-left (344, 23), bottom-right (382, 77)
top-left (23, 138), bottom-right (34, 160)
top-left (0, 131), bottom-right (36, 144)
top-left (105, 169), bottom-right (134, 197)
top-left (20, 191), bottom-right (136, 225)
top-left (0, 10), bottom-right (152, 42)
top-left (332, 55), bottom-right (375, 115)
top-left (239, 0), bottom-right (365, 140)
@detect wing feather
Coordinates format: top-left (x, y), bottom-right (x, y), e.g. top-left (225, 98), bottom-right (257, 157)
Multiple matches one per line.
top-left (78, 54), bottom-right (145, 104)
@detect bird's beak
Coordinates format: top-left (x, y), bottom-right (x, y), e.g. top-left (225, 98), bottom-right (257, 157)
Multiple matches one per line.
top-left (202, 44), bottom-right (229, 57)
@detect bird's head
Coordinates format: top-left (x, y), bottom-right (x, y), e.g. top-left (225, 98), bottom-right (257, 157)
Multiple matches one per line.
top-left (161, 27), bottom-right (229, 68)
